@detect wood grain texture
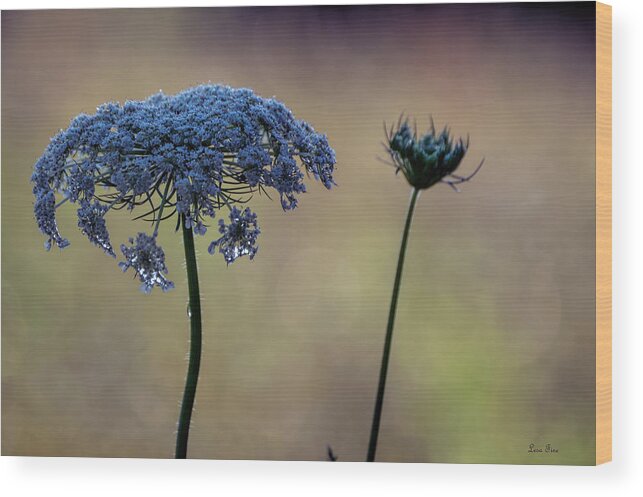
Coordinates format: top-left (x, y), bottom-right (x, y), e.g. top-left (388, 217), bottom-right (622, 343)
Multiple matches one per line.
top-left (595, 1), bottom-right (612, 466)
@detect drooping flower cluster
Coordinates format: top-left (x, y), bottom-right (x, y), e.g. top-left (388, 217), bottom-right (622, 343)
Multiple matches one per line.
top-left (119, 233), bottom-right (174, 294)
top-left (32, 84), bottom-right (336, 292)
top-left (208, 207), bottom-right (260, 264)
top-left (384, 118), bottom-right (483, 191)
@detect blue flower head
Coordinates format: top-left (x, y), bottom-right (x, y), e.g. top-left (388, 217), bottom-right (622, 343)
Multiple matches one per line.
top-left (32, 84), bottom-right (337, 292)
top-left (384, 117), bottom-right (483, 191)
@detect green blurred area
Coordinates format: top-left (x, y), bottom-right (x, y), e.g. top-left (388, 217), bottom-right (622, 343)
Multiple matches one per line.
top-left (2, 4), bottom-right (596, 463)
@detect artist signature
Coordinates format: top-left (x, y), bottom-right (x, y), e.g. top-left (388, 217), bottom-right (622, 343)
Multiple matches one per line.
top-left (528, 443), bottom-right (559, 454)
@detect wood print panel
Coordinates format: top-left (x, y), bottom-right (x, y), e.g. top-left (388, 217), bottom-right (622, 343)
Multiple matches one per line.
top-left (595, 1), bottom-right (612, 465)
top-left (2, 2), bottom-right (603, 464)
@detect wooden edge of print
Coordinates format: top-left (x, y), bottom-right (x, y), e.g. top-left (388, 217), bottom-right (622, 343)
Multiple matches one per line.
top-left (595, 1), bottom-right (612, 466)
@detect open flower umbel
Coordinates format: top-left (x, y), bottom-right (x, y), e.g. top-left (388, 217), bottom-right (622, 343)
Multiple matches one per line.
top-left (32, 84), bottom-right (336, 292)
top-left (32, 85), bottom-right (336, 460)
top-left (384, 118), bottom-right (483, 191)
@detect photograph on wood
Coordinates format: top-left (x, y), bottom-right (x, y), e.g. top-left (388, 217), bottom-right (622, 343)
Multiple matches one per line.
top-left (1, 2), bottom-right (611, 464)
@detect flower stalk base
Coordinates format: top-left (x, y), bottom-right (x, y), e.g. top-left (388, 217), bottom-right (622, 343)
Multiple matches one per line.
top-left (175, 216), bottom-right (203, 459)
top-left (367, 187), bottom-right (420, 462)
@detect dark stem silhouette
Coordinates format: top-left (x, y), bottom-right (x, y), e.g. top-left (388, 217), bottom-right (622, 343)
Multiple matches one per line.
top-left (367, 187), bottom-right (420, 462)
top-left (175, 214), bottom-right (203, 459)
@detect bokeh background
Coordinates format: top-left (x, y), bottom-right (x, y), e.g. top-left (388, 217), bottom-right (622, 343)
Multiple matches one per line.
top-left (2, 3), bottom-right (596, 463)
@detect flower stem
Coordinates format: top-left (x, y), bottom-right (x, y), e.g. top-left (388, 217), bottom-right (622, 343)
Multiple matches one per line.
top-left (367, 187), bottom-right (420, 462)
top-left (175, 215), bottom-right (202, 459)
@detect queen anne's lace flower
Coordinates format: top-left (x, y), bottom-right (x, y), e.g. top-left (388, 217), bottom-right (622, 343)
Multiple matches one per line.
top-left (32, 84), bottom-right (336, 292)
top-left (208, 207), bottom-right (260, 264)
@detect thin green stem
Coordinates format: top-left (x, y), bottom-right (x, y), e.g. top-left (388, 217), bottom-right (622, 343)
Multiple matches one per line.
top-left (367, 187), bottom-right (420, 462)
top-left (153, 177), bottom-right (172, 237)
top-left (175, 215), bottom-right (203, 459)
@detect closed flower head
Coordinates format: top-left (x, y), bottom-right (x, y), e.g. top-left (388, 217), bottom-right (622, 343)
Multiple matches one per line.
top-left (32, 84), bottom-right (336, 292)
top-left (384, 117), bottom-right (483, 191)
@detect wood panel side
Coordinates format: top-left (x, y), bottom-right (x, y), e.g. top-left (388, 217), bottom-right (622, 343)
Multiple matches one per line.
top-left (595, 1), bottom-right (612, 466)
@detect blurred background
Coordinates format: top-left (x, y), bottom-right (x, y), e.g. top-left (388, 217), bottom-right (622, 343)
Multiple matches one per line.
top-left (2, 3), bottom-right (596, 463)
